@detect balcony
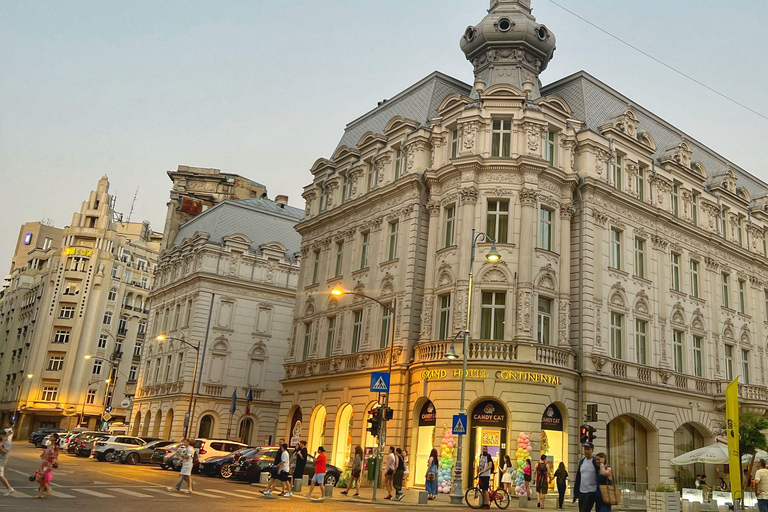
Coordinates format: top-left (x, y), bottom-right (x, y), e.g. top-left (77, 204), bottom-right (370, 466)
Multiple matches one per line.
top-left (414, 339), bottom-right (575, 370)
top-left (136, 332), bottom-right (145, 340)
top-left (713, 380), bottom-right (768, 414)
top-left (284, 347), bottom-right (402, 379)
top-left (132, 354), bottom-right (141, 363)
top-left (117, 328), bottom-right (128, 337)
top-left (111, 351), bottom-right (123, 361)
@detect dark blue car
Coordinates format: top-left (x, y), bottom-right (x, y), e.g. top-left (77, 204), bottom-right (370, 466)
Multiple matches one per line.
top-left (199, 447), bottom-right (258, 479)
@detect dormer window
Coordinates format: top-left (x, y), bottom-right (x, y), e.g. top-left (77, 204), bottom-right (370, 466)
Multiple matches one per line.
top-left (451, 129), bottom-right (459, 159)
top-left (394, 147), bottom-right (406, 180)
top-left (611, 154), bottom-right (623, 192)
top-left (342, 172), bottom-right (352, 203)
top-left (543, 130), bottom-right (556, 166)
top-left (368, 165), bottom-right (378, 192)
top-left (671, 184), bottom-right (679, 217)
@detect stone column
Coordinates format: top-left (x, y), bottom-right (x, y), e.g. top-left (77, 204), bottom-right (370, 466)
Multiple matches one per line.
top-left (558, 204), bottom-right (575, 346)
top-left (457, 187), bottom-right (479, 331)
top-left (652, 235), bottom-right (670, 367)
top-left (420, 201), bottom-right (442, 342)
top-left (514, 188), bottom-right (537, 341)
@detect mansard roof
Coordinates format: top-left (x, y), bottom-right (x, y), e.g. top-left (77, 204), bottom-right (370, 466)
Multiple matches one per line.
top-left (542, 70), bottom-right (768, 199)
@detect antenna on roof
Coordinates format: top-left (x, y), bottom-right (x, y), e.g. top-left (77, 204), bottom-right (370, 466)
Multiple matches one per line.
top-left (126, 187), bottom-right (139, 223)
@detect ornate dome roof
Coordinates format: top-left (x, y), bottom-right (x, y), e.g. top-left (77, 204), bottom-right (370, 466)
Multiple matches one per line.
top-left (460, 0), bottom-right (556, 99)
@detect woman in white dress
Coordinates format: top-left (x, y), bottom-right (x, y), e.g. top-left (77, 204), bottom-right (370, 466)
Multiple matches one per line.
top-left (501, 455), bottom-right (515, 494)
top-left (168, 438), bottom-right (194, 493)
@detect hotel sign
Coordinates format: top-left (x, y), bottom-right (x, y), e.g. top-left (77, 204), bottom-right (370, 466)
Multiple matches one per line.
top-left (65, 247), bottom-right (93, 257)
top-left (419, 367), bottom-right (560, 386)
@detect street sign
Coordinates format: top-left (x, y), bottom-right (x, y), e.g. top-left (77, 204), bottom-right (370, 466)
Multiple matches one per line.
top-left (104, 405), bottom-right (113, 413)
top-left (452, 414), bottom-right (467, 435)
top-left (184, 412), bottom-right (190, 426)
top-left (120, 399), bottom-right (131, 408)
top-left (101, 421), bottom-right (109, 430)
top-left (102, 412), bottom-right (112, 422)
top-left (370, 372), bottom-right (390, 393)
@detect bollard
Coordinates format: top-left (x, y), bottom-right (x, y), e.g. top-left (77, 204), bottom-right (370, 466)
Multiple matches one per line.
top-left (324, 485), bottom-right (334, 498)
top-left (302, 475), bottom-right (309, 487)
top-left (519, 495), bottom-right (529, 508)
top-left (259, 472), bottom-right (270, 484)
top-left (418, 491), bottom-right (429, 505)
top-left (293, 480), bottom-right (302, 493)
top-left (692, 502), bottom-right (702, 512)
top-left (682, 500), bottom-right (691, 512)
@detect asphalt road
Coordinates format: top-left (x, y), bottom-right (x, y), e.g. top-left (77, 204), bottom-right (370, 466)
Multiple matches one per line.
top-left (0, 442), bottom-right (467, 511)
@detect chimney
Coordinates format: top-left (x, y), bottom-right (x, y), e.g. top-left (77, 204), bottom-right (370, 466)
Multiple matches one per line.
top-left (275, 195), bottom-right (288, 208)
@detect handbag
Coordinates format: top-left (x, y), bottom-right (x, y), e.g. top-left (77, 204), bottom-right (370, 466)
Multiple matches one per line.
top-left (599, 482), bottom-right (621, 506)
top-left (426, 472), bottom-right (436, 481)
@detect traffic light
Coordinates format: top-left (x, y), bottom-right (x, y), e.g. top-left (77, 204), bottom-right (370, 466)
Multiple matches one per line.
top-left (587, 425), bottom-right (597, 443)
top-left (580, 424), bottom-right (589, 445)
top-left (383, 407), bottom-right (394, 421)
top-left (367, 407), bottom-right (382, 437)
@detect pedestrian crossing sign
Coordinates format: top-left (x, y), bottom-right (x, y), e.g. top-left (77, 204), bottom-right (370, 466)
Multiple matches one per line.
top-left (370, 372), bottom-right (390, 393)
top-left (452, 414), bottom-right (467, 435)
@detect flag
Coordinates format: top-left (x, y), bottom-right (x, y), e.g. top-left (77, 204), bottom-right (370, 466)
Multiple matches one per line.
top-left (725, 377), bottom-right (741, 498)
top-left (246, 389), bottom-right (253, 415)
top-left (230, 389), bottom-right (237, 415)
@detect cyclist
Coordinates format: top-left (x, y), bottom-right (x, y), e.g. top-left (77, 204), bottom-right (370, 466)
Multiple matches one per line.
top-left (477, 446), bottom-right (494, 509)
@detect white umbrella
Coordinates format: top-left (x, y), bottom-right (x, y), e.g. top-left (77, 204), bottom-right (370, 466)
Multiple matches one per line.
top-left (743, 450), bottom-right (768, 464)
top-left (670, 443), bottom-right (729, 465)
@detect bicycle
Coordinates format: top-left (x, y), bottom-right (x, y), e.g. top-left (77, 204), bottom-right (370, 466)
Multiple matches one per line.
top-left (465, 474), bottom-right (511, 509)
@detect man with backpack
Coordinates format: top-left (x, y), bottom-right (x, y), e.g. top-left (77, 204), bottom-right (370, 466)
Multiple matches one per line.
top-left (574, 442), bottom-right (599, 512)
top-left (478, 446), bottom-right (495, 509)
top-left (393, 448), bottom-right (406, 501)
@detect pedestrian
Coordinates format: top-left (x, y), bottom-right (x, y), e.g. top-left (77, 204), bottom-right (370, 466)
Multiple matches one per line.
top-left (393, 447), bottom-right (406, 501)
top-left (718, 477), bottom-right (728, 491)
top-left (536, 455), bottom-right (552, 508)
top-left (501, 455), bottom-right (515, 495)
top-left (694, 474), bottom-right (701, 488)
top-left (477, 445), bottom-right (494, 509)
top-left (167, 438), bottom-right (194, 494)
top-left (384, 446), bottom-right (396, 499)
top-left (341, 445), bottom-right (363, 497)
top-left (554, 462), bottom-right (568, 511)
top-left (261, 444), bottom-right (285, 495)
top-left (594, 453), bottom-right (613, 512)
top-left (754, 459), bottom-right (768, 512)
top-left (403, 450), bottom-right (410, 490)
top-left (305, 446), bottom-right (327, 500)
top-left (0, 422), bottom-right (14, 496)
top-left (277, 443), bottom-right (292, 497)
top-left (524, 458), bottom-right (533, 497)
top-left (34, 433), bottom-right (59, 498)
top-left (574, 442), bottom-right (599, 512)
top-left (425, 448), bottom-right (439, 500)
top-left (292, 440), bottom-right (308, 490)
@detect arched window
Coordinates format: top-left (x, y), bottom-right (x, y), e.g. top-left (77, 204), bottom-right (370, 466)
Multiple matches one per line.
top-left (239, 418), bottom-right (254, 445)
top-left (198, 414), bottom-right (214, 438)
top-left (108, 288), bottom-right (117, 302)
top-left (103, 311), bottom-right (113, 325)
top-left (138, 321), bottom-right (146, 335)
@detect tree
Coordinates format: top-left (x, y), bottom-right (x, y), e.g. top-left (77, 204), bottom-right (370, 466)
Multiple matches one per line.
top-left (739, 412), bottom-right (768, 481)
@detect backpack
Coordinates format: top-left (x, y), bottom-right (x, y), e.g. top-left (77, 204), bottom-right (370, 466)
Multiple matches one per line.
top-left (397, 455), bottom-right (405, 472)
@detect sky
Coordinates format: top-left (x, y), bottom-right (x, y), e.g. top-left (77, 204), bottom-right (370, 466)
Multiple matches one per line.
top-left (1, 0), bottom-right (767, 275)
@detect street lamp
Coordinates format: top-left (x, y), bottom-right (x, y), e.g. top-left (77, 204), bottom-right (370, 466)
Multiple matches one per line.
top-left (79, 378), bottom-right (110, 427)
top-left (330, 287), bottom-right (396, 502)
top-left (12, 373), bottom-right (33, 425)
top-left (447, 229), bottom-right (502, 504)
top-left (157, 334), bottom-right (201, 438)
top-left (84, 355), bottom-right (118, 428)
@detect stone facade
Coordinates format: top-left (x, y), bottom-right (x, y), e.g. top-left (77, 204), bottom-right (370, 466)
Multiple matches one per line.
top-left (132, 193), bottom-right (302, 443)
top-left (0, 176), bottom-right (160, 436)
top-left (277, 0), bottom-right (768, 490)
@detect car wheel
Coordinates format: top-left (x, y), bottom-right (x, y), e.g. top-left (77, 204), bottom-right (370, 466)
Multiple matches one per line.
top-left (324, 473), bottom-right (337, 487)
top-left (220, 463), bottom-right (233, 479)
top-left (104, 451), bottom-right (115, 462)
top-left (160, 463), bottom-right (168, 470)
top-left (126, 453), bottom-right (140, 465)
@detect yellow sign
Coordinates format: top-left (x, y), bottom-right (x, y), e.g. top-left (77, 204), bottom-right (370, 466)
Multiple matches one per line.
top-left (65, 247), bottom-right (93, 257)
top-left (481, 430), bottom-right (500, 446)
top-left (419, 368), bottom-right (560, 385)
top-left (725, 377), bottom-right (741, 499)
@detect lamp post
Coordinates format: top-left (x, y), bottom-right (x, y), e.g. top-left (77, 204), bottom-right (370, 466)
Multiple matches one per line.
top-left (157, 335), bottom-right (201, 438)
top-left (79, 378), bottom-right (110, 427)
top-left (84, 355), bottom-right (118, 429)
top-left (446, 229), bottom-right (501, 504)
top-left (330, 287), bottom-right (396, 502)
top-left (12, 373), bottom-right (33, 425)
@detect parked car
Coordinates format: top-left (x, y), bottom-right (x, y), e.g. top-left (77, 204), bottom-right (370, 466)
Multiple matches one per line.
top-left (151, 442), bottom-right (181, 469)
top-left (199, 447), bottom-right (258, 479)
top-left (59, 428), bottom-right (89, 449)
top-left (29, 428), bottom-right (66, 447)
top-left (93, 435), bottom-right (146, 461)
top-left (168, 439), bottom-right (247, 471)
top-left (231, 447), bottom-right (341, 486)
top-left (73, 432), bottom-right (110, 457)
top-left (116, 440), bottom-right (175, 465)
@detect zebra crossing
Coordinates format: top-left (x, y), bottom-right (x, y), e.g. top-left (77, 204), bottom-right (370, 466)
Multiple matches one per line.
top-left (3, 485), bottom-right (268, 500)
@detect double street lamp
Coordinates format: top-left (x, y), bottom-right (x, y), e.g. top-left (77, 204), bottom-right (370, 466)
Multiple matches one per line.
top-left (445, 229), bottom-right (501, 504)
top-left (156, 334), bottom-right (201, 438)
top-left (84, 355), bottom-right (118, 427)
top-left (330, 287), bottom-right (395, 502)
top-left (80, 378), bottom-right (111, 427)
top-left (12, 373), bottom-right (33, 425)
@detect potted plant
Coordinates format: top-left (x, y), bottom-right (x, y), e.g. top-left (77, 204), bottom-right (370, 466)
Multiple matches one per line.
top-left (648, 482), bottom-right (680, 512)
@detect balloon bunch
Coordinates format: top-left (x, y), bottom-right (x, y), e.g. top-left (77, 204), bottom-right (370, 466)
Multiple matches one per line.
top-left (437, 431), bottom-right (456, 494)
top-left (541, 430), bottom-right (549, 455)
top-left (514, 432), bottom-right (532, 497)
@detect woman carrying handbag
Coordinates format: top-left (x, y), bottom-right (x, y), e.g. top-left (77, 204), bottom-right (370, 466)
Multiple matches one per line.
top-left (425, 448), bottom-right (439, 500)
top-left (595, 452), bottom-right (617, 512)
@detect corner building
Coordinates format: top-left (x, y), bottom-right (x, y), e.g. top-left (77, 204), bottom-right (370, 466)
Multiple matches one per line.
top-left (279, 0), bottom-right (768, 490)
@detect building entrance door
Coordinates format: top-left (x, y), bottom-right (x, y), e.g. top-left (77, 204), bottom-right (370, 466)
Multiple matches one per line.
top-left (468, 399), bottom-right (507, 484)
top-left (413, 400), bottom-right (436, 486)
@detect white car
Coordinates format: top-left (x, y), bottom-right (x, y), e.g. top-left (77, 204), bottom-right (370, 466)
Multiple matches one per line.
top-left (93, 435), bottom-right (146, 462)
top-left (170, 439), bottom-right (247, 470)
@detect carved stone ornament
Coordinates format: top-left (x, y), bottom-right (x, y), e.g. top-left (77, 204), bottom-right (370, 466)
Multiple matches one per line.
top-left (595, 149), bottom-right (610, 175)
top-left (634, 289), bottom-right (650, 315)
top-left (459, 186), bottom-right (479, 205)
top-left (651, 234), bottom-right (669, 252)
top-left (481, 268), bottom-right (507, 284)
top-left (519, 188), bottom-right (538, 206)
top-left (516, 289), bottom-right (532, 333)
top-left (524, 123), bottom-right (541, 152)
top-left (461, 121), bottom-right (479, 153)
top-left (427, 200), bottom-right (441, 216)
top-left (592, 209), bottom-right (608, 227)
top-left (421, 295), bottom-right (434, 337)
top-left (659, 369), bottom-right (672, 384)
top-left (592, 356), bottom-right (607, 373)
top-left (560, 204), bottom-right (576, 218)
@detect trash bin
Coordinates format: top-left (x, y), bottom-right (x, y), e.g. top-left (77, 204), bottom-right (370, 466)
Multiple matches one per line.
top-left (367, 457), bottom-right (377, 480)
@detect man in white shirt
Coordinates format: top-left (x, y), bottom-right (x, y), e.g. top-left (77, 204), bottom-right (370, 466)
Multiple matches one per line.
top-left (574, 442), bottom-right (598, 512)
top-left (278, 443), bottom-right (292, 497)
top-left (0, 422), bottom-right (14, 496)
top-left (753, 459), bottom-right (768, 512)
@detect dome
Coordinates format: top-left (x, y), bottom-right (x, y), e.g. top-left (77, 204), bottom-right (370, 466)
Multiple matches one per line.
top-left (460, 0), bottom-right (556, 99)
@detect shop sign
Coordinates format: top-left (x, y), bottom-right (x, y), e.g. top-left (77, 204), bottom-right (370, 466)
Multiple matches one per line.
top-left (65, 247), bottom-right (93, 257)
top-left (419, 367), bottom-right (560, 386)
top-left (418, 400), bottom-right (437, 426)
top-left (541, 404), bottom-right (563, 431)
top-left (471, 400), bottom-right (506, 427)
top-left (290, 420), bottom-right (302, 445)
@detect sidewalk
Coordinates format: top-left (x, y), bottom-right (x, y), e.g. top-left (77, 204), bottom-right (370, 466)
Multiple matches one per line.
top-left (252, 480), bottom-right (579, 510)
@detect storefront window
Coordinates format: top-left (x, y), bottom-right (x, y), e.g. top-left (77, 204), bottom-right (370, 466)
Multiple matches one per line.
top-left (607, 416), bottom-right (648, 486)
top-left (333, 404), bottom-right (354, 467)
top-left (469, 400), bottom-right (507, 484)
top-left (414, 400), bottom-right (437, 486)
top-left (289, 407), bottom-right (303, 445)
top-left (308, 405), bottom-right (326, 454)
top-left (674, 424), bottom-right (704, 489)
top-left (541, 404), bottom-right (567, 491)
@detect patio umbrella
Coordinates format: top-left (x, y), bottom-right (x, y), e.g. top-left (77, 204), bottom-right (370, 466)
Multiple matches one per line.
top-left (670, 443), bottom-right (729, 465)
top-left (743, 450), bottom-right (768, 464)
